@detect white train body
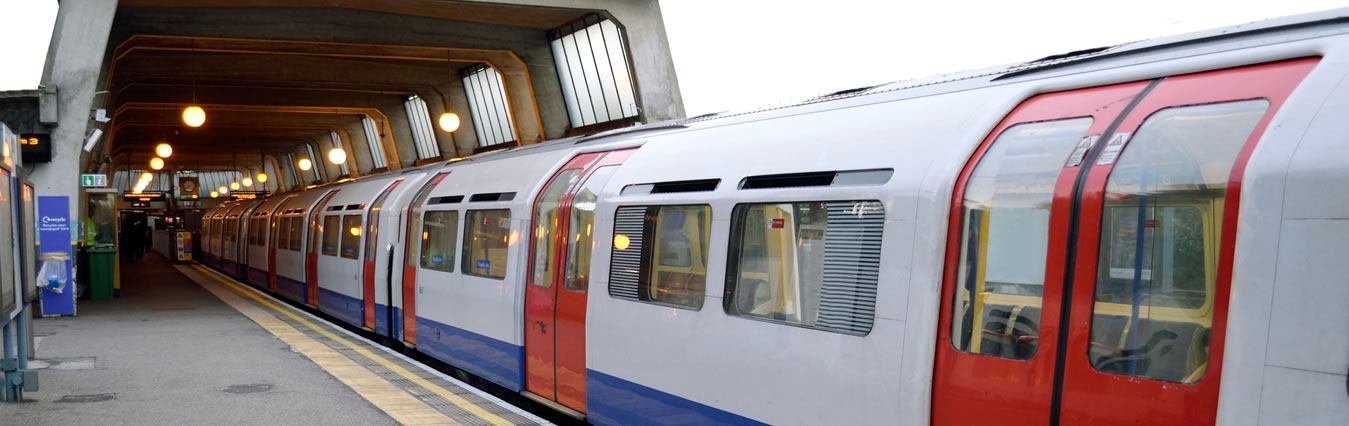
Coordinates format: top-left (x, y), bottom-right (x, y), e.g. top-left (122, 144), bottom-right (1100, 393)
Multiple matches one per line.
top-left (200, 9), bottom-right (1349, 425)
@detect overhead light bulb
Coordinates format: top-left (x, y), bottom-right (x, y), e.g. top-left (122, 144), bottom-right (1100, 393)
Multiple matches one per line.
top-left (242, 177), bottom-right (253, 187)
top-left (156, 143), bottom-right (173, 158)
top-left (140, 172), bottom-right (153, 182)
top-left (438, 112), bottom-right (460, 132)
top-left (257, 173), bottom-right (268, 183)
top-left (230, 182), bottom-right (240, 190)
top-left (182, 106), bottom-right (206, 127)
top-left (328, 148), bottom-right (347, 165)
top-left (298, 158), bottom-right (312, 171)
top-left (219, 186), bottom-right (228, 195)
top-left (150, 157), bottom-right (165, 170)
top-left (210, 191), bottom-right (219, 198)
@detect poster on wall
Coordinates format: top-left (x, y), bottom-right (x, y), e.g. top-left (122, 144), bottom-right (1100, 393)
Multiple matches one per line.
top-left (38, 195), bottom-right (75, 316)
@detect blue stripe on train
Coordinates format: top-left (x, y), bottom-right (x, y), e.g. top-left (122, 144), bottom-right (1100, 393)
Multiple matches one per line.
top-left (318, 288), bottom-right (363, 328)
top-left (276, 275), bottom-right (306, 304)
top-left (246, 266), bottom-right (268, 288)
top-left (373, 304), bottom-right (399, 337)
top-left (587, 369), bottom-right (766, 426)
top-left (415, 316), bottom-right (523, 391)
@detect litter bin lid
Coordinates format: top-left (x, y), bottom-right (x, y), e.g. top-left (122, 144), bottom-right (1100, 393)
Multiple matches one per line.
top-left (88, 244), bottom-right (117, 253)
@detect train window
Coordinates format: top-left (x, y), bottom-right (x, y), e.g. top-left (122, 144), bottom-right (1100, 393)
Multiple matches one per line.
top-left (530, 169), bottom-right (583, 287)
top-left (609, 204), bottom-right (713, 310)
top-left (288, 217), bottom-right (302, 251)
top-left (274, 217), bottom-right (289, 250)
top-left (725, 200), bottom-right (884, 335)
top-left (462, 209), bottom-right (511, 279)
top-left (564, 167), bottom-right (618, 292)
top-left (950, 117), bottom-right (1093, 360)
top-left (340, 215), bottom-right (362, 259)
top-left (256, 217), bottom-right (268, 246)
top-left (321, 216), bottom-right (340, 256)
top-left (420, 210), bottom-right (459, 273)
top-left (225, 218), bottom-right (237, 242)
top-left (1089, 100), bottom-right (1268, 384)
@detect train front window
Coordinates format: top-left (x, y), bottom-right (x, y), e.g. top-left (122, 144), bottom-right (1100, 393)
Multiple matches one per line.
top-left (951, 117), bottom-right (1093, 360)
top-left (725, 200), bottom-right (884, 335)
top-left (1089, 100), bottom-right (1268, 384)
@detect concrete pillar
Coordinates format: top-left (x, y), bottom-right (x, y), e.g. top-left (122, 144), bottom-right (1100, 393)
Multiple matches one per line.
top-left (431, 80), bottom-right (478, 157)
top-left (34, 0), bottom-right (119, 224)
top-left (381, 103), bottom-right (417, 169)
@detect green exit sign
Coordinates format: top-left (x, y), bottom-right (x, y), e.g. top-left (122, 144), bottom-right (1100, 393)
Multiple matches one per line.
top-left (81, 174), bottom-right (107, 188)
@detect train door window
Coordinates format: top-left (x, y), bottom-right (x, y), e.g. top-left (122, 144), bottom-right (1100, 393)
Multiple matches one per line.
top-left (1089, 100), bottom-right (1268, 384)
top-left (275, 217), bottom-right (289, 250)
top-left (530, 169), bottom-right (582, 287)
top-left (463, 209), bottom-right (511, 279)
top-left (609, 204), bottom-right (713, 309)
top-left (249, 218), bottom-right (260, 246)
top-left (340, 215), bottom-right (362, 259)
top-left (420, 210), bottom-right (459, 272)
top-left (950, 117), bottom-right (1093, 360)
top-left (257, 217), bottom-right (269, 247)
top-left (725, 200), bottom-right (885, 335)
top-left (289, 217), bottom-right (303, 251)
top-left (322, 216), bottom-right (340, 256)
top-left (563, 166), bottom-right (618, 292)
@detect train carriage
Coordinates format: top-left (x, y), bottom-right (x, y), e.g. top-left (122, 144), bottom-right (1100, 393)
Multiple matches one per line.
top-left (203, 9), bottom-right (1349, 425)
top-left (244, 195), bottom-right (294, 290)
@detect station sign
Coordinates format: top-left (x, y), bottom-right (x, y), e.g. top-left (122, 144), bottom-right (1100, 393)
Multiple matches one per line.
top-left (230, 192), bottom-right (265, 200)
top-left (81, 174), bottom-right (108, 188)
top-left (19, 133), bottom-right (51, 163)
top-left (123, 192), bottom-right (167, 202)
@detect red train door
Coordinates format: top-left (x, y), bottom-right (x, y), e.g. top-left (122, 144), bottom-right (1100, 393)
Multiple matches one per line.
top-left (306, 190), bottom-right (339, 307)
top-left (934, 58), bottom-right (1316, 425)
top-left (1056, 58), bottom-right (1316, 425)
top-left (362, 179), bottom-right (404, 332)
top-left (401, 172), bottom-right (450, 345)
top-left (525, 149), bottom-right (633, 411)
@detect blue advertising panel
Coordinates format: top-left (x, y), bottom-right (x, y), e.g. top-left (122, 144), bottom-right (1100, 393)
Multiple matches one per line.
top-left (38, 196), bottom-right (74, 316)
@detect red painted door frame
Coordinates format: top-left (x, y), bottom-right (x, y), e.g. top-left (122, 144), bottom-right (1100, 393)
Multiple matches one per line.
top-left (401, 172), bottom-right (450, 345)
top-left (933, 81), bottom-right (1152, 425)
top-left (363, 180), bottom-right (404, 331)
top-left (1056, 58), bottom-right (1317, 426)
top-left (307, 190), bottom-right (340, 307)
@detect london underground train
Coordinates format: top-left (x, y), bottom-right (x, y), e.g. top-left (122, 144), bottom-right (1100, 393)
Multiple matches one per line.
top-left (202, 9), bottom-right (1349, 426)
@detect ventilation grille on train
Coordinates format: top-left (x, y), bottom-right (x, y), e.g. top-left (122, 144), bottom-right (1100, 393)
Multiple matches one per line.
top-left (429, 195), bottom-right (464, 205)
top-left (470, 192), bottom-right (516, 202)
top-left (620, 179), bottom-right (720, 196)
top-left (608, 206), bottom-right (648, 300)
top-left (738, 168), bottom-right (893, 190)
top-left (814, 201), bottom-right (884, 335)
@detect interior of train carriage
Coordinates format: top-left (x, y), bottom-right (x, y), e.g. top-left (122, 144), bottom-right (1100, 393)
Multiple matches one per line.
top-left (951, 99), bottom-right (1269, 383)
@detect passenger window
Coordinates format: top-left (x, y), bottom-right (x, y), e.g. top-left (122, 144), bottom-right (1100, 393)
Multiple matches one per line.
top-left (463, 209), bottom-right (511, 279)
top-left (609, 204), bottom-right (713, 310)
top-left (951, 118), bottom-right (1093, 360)
top-left (564, 167), bottom-right (618, 292)
top-left (420, 210), bottom-right (459, 273)
top-left (1089, 100), bottom-right (1268, 384)
top-left (530, 169), bottom-right (582, 287)
top-left (288, 217), bottom-right (302, 251)
top-left (340, 214), bottom-right (362, 259)
top-left (321, 216), bottom-right (340, 256)
top-left (274, 217), bottom-right (289, 250)
top-left (725, 201), bottom-right (884, 335)
top-left (256, 217), bottom-right (268, 246)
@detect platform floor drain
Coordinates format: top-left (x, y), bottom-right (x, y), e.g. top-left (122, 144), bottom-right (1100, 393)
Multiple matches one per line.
top-left (224, 384), bottom-right (273, 394)
top-left (56, 393), bottom-right (116, 403)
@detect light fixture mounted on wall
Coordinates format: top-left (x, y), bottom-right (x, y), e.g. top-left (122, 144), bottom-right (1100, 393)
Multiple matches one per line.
top-left (438, 112), bottom-right (460, 132)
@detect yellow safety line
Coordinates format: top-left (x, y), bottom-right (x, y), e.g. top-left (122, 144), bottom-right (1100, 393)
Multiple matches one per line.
top-left (192, 265), bottom-right (515, 426)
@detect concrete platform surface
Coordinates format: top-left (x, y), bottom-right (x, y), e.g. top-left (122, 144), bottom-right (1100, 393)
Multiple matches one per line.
top-left (0, 254), bottom-right (397, 425)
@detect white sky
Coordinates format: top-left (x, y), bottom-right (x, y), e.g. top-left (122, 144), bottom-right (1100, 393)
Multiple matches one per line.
top-left (3, 1), bottom-right (1345, 117)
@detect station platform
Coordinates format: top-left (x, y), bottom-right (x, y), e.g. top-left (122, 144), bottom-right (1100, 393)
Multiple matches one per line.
top-left (0, 254), bottom-right (550, 426)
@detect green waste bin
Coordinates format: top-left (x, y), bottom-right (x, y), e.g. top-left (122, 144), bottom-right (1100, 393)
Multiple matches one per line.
top-left (88, 244), bottom-right (117, 300)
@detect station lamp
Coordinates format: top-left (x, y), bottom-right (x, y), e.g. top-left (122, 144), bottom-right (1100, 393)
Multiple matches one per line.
top-left (438, 112), bottom-right (461, 132)
top-left (242, 177), bottom-right (253, 187)
top-left (155, 143), bottom-right (173, 158)
top-left (297, 158), bottom-right (312, 171)
top-left (328, 148), bottom-right (347, 165)
top-left (182, 106), bottom-right (206, 128)
top-left (257, 172), bottom-right (268, 183)
top-left (219, 185), bottom-right (228, 195)
top-left (230, 181), bottom-right (240, 191)
top-left (210, 190), bottom-right (219, 198)
top-left (149, 157), bottom-right (165, 170)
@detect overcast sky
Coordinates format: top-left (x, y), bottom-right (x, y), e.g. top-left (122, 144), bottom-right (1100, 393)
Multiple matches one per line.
top-left (3, 1), bottom-right (1344, 117)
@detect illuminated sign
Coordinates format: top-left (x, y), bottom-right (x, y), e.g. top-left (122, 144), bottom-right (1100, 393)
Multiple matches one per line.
top-left (230, 192), bottom-right (265, 200)
top-left (19, 133), bottom-right (51, 163)
top-left (122, 192), bottom-right (167, 202)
